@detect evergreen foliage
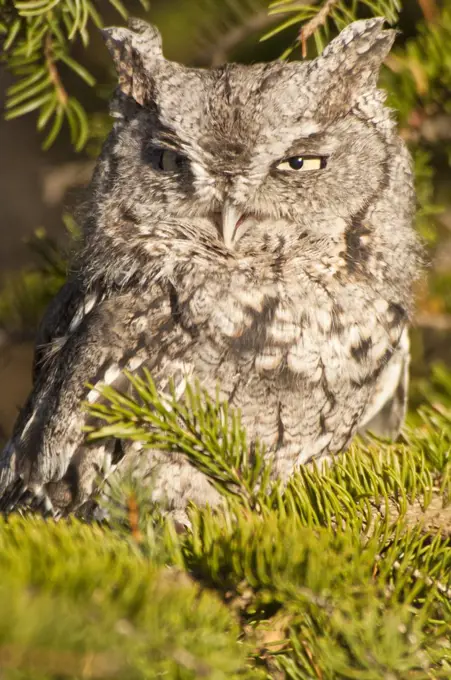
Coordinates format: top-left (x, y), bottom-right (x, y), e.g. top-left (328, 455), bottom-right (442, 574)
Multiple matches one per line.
top-left (0, 516), bottom-right (249, 679)
top-left (264, 0), bottom-right (401, 57)
top-left (0, 1), bottom-right (450, 677)
top-left (0, 0), bottom-right (148, 149)
top-left (1, 368), bottom-right (450, 678)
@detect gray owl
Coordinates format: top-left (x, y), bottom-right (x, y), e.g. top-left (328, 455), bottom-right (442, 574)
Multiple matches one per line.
top-left (0, 17), bottom-right (422, 522)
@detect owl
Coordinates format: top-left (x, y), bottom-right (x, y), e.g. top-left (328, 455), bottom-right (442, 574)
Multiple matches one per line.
top-left (0, 17), bottom-right (421, 523)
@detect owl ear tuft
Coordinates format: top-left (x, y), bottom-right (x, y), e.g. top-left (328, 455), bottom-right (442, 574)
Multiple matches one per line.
top-left (101, 18), bottom-right (164, 106)
top-left (309, 18), bottom-right (396, 112)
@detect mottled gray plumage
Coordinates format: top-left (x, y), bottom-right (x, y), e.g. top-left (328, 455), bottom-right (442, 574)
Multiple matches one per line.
top-left (0, 17), bottom-right (422, 522)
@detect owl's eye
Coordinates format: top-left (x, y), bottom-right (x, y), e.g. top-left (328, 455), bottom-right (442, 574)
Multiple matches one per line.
top-left (276, 156), bottom-right (326, 172)
top-left (148, 148), bottom-right (186, 172)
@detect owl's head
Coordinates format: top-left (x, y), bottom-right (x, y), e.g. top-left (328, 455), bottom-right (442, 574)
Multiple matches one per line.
top-left (98, 18), bottom-right (410, 271)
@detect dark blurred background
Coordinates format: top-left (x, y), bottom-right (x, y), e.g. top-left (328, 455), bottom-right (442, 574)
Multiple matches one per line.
top-left (0, 0), bottom-right (450, 442)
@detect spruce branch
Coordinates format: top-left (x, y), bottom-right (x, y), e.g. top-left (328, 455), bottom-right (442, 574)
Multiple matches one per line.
top-left (44, 32), bottom-right (68, 107)
top-left (0, 0), bottom-right (148, 149)
top-left (86, 370), bottom-right (274, 510)
top-left (1, 366), bottom-right (450, 677)
top-left (86, 369), bottom-right (451, 540)
top-left (298, 0), bottom-right (339, 58)
top-left (84, 365), bottom-right (451, 678)
top-left (0, 516), bottom-right (248, 679)
top-left (417, 0), bottom-right (439, 24)
top-left (264, 0), bottom-right (401, 58)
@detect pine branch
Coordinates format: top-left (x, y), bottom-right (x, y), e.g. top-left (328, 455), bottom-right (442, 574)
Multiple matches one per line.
top-left (87, 370), bottom-right (274, 509)
top-left (83, 364), bottom-right (451, 676)
top-left (264, 0), bottom-right (401, 58)
top-left (0, 0), bottom-right (148, 149)
top-left (0, 516), bottom-right (249, 678)
top-left (298, 0), bottom-right (339, 58)
top-left (417, 0), bottom-right (439, 23)
top-left (2, 352), bottom-right (450, 677)
top-left (44, 33), bottom-right (68, 108)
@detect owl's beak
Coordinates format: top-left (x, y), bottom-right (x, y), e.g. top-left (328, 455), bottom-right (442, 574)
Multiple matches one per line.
top-left (222, 201), bottom-right (245, 249)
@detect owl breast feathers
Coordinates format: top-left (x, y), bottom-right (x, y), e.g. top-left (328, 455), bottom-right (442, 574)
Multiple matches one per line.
top-left (0, 17), bottom-right (422, 522)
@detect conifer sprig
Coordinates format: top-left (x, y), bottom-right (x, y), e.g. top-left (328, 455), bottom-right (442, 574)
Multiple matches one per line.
top-left (87, 369), bottom-right (274, 509)
top-left (87, 370), bottom-right (450, 529)
top-left (0, 516), bottom-right (249, 679)
top-left (84, 369), bottom-right (451, 678)
top-left (0, 0), bottom-right (148, 149)
top-left (263, 0), bottom-right (401, 58)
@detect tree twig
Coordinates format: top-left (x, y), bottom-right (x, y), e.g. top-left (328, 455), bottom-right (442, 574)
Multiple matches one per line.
top-left (417, 0), bottom-right (439, 23)
top-left (198, 10), bottom-right (280, 67)
top-left (298, 0), bottom-right (339, 58)
top-left (127, 492), bottom-right (143, 543)
top-left (414, 313), bottom-right (451, 331)
top-left (44, 33), bottom-right (68, 107)
top-left (0, 644), bottom-right (123, 677)
top-left (400, 112), bottom-right (451, 144)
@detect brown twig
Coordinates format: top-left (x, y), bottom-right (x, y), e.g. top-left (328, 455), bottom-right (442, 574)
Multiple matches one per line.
top-left (301, 639), bottom-right (323, 679)
top-left (417, 0), bottom-right (439, 23)
top-left (127, 492), bottom-right (143, 543)
top-left (198, 10), bottom-right (280, 67)
top-left (0, 644), bottom-right (123, 677)
top-left (44, 33), bottom-right (68, 107)
top-left (414, 113), bottom-right (451, 143)
top-left (42, 160), bottom-right (95, 206)
top-left (414, 313), bottom-right (451, 331)
top-left (298, 0), bottom-right (339, 58)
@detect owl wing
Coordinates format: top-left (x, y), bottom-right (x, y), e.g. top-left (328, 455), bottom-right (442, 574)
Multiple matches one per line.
top-left (0, 278), bottom-right (87, 498)
top-left (357, 328), bottom-right (410, 440)
top-left (0, 285), bottom-right (189, 515)
top-left (32, 278), bottom-right (90, 383)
